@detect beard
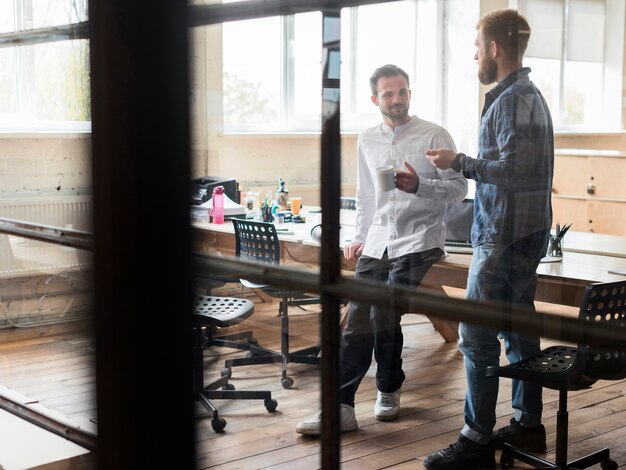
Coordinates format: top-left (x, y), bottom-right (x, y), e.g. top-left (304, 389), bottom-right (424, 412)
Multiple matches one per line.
top-left (381, 103), bottom-right (409, 122)
top-left (478, 54), bottom-right (498, 85)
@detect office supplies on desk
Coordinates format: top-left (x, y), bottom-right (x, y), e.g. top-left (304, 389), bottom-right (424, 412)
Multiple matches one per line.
top-left (548, 222), bottom-right (571, 257)
top-left (557, 222), bottom-right (572, 238)
top-left (191, 176), bottom-right (239, 205)
top-left (211, 186), bottom-right (225, 225)
top-left (190, 193), bottom-right (246, 223)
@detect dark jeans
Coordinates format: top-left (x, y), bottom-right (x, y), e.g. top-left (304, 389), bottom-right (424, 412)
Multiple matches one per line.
top-left (339, 248), bottom-right (443, 407)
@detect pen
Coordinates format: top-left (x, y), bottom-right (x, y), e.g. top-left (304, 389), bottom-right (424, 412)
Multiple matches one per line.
top-left (558, 223), bottom-right (572, 238)
top-left (556, 222), bottom-right (560, 237)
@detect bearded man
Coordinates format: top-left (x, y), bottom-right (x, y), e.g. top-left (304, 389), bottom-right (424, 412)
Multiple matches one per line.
top-left (423, 9), bottom-right (554, 470)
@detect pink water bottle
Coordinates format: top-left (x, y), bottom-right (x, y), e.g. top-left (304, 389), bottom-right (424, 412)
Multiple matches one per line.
top-left (212, 186), bottom-right (225, 224)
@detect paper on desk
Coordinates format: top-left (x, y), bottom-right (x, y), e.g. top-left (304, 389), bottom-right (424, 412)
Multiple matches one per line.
top-left (191, 194), bottom-right (246, 222)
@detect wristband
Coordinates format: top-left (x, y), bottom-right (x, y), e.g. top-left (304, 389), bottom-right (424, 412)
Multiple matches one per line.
top-left (451, 153), bottom-right (465, 172)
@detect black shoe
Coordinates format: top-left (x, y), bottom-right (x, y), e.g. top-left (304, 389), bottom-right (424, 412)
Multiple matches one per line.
top-left (423, 435), bottom-right (495, 470)
top-left (493, 418), bottom-right (547, 452)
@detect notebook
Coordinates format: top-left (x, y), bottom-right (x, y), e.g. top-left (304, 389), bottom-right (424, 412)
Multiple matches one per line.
top-left (444, 199), bottom-right (474, 254)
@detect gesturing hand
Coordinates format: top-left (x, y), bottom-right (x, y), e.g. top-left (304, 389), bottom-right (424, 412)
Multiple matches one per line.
top-left (425, 148), bottom-right (456, 170)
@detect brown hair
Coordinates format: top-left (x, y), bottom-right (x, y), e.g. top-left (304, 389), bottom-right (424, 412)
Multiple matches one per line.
top-left (477, 9), bottom-right (531, 64)
top-left (369, 64), bottom-right (410, 97)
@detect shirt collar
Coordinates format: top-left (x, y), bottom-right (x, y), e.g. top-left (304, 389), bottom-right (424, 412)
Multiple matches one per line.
top-left (486, 67), bottom-right (531, 102)
top-left (381, 115), bottom-right (416, 136)
top-left (482, 67), bottom-right (531, 116)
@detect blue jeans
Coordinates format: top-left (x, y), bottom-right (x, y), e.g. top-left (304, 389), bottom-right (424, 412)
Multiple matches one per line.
top-left (339, 248), bottom-right (443, 407)
top-left (459, 243), bottom-right (543, 444)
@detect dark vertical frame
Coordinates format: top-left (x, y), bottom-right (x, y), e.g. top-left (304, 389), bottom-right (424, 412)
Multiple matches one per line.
top-left (89, 0), bottom-right (195, 468)
top-left (320, 9), bottom-right (342, 469)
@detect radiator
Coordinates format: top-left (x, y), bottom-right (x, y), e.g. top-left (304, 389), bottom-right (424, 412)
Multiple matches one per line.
top-left (0, 196), bottom-right (94, 327)
top-left (0, 196), bottom-right (93, 232)
top-left (0, 196), bottom-right (93, 273)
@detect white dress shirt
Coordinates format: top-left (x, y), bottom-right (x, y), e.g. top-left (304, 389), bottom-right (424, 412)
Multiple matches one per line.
top-left (355, 116), bottom-right (468, 259)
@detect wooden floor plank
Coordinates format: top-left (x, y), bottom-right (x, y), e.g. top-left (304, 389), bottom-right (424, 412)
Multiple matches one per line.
top-left (0, 292), bottom-right (625, 469)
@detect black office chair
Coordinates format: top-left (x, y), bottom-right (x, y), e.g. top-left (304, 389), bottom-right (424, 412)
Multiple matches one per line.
top-left (193, 295), bottom-right (278, 432)
top-left (230, 218), bottom-right (321, 389)
top-left (486, 280), bottom-right (626, 470)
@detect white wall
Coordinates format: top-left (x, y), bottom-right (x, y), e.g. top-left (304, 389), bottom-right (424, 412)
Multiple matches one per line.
top-left (0, 134), bottom-right (91, 199)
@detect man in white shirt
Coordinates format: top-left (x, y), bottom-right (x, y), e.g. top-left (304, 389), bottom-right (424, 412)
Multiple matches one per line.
top-left (296, 64), bottom-right (467, 435)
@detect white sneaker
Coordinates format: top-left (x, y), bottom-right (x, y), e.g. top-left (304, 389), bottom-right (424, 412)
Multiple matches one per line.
top-left (374, 390), bottom-right (401, 421)
top-left (295, 404), bottom-right (358, 435)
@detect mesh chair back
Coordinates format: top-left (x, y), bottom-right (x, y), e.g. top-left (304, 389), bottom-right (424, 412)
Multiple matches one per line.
top-left (580, 281), bottom-right (626, 381)
top-left (232, 219), bottom-right (281, 265)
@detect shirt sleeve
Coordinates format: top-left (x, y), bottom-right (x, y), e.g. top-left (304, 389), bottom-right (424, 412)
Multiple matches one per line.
top-left (461, 91), bottom-right (542, 186)
top-left (354, 137), bottom-right (375, 244)
top-left (415, 128), bottom-right (468, 202)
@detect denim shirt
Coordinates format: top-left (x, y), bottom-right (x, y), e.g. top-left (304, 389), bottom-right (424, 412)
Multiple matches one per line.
top-left (462, 67), bottom-right (554, 259)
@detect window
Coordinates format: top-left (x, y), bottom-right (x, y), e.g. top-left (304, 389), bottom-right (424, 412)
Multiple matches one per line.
top-left (222, 0), bottom-right (442, 133)
top-left (0, 0), bottom-right (90, 132)
top-left (518, 0), bottom-right (624, 130)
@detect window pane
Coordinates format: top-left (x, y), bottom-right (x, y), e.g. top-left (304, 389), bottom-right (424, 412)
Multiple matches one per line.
top-left (0, 1), bottom-right (16, 33)
top-left (562, 61), bottom-right (603, 126)
top-left (524, 0), bottom-right (563, 59)
top-left (567, 0), bottom-right (605, 62)
top-left (525, 57), bottom-right (560, 117)
top-left (293, 12), bottom-right (322, 127)
top-left (0, 49), bottom-right (18, 114)
top-left (33, 40), bottom-right (91, 121)
top-left (353, 2), bottom-right (417, 119)
top-left (223, 17), bottom-right (281, 129)
top-left (31, 0), bottom-right (88, 29)
top-left (0, 40), bottom-right (90, 128)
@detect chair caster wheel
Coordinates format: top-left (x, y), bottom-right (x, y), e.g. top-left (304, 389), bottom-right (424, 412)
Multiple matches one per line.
top-left (220, 367), bottom-right (231, 378)
top-left (602, 460), bottom-right (618, 470)
top-left (222, 383), bottom-right (235, 391)
top-left (281, 376), bottom-right (294, 389)
top-left (264, 398), bottom-right (278, 412)
top-left (211, 417), bottom-right (226, 432)
top-left (500, 452), bottom-right (514, 468)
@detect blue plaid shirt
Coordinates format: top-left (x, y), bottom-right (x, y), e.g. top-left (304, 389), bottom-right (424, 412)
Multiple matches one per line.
top-left (461, 67), bottom-right (554, 259)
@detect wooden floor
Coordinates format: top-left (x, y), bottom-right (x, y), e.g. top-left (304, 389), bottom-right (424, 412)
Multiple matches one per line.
top-left (1, 289), bottom-right (626, 469)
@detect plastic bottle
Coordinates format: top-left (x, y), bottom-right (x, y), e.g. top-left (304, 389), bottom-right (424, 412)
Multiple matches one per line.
top-left (276, 177), bottom-right (289, 211)
top-left (212, 186), bottom-right (225, 224)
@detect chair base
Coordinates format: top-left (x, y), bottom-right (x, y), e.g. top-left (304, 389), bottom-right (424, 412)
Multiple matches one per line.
top-left (196, 374), bottom-right (278, 433)
top-left (222, 296), bottom-right (322, 389)
top-left (500, 442), bottom-right (616, 470)
top-left (499, 389), bottom-right (618, 470)
top-left (194, 323), bottom-right (278, 433)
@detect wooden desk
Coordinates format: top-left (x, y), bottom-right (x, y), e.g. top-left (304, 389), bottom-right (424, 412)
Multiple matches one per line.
top-left (562, 231), bottom-right (626, 259)
top-left (192, 217), bottom-right (626, 341)
top-left (425, 251), bottom-right (626, 308)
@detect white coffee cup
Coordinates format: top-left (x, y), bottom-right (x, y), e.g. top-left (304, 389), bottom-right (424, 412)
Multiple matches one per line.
top-left (376, 165), bottom-right (396, 192)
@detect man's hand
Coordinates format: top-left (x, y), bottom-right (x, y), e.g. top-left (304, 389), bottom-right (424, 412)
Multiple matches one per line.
top-left (343, 241), bottom-right (364, 261)
top-left (425, 148), bottom-right (457, 170)
top-left (395, 161), bottom-right (419, 194)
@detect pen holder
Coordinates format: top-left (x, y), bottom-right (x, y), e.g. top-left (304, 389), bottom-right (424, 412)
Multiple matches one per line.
top-left (548, 235), bottom-right (563, 257)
